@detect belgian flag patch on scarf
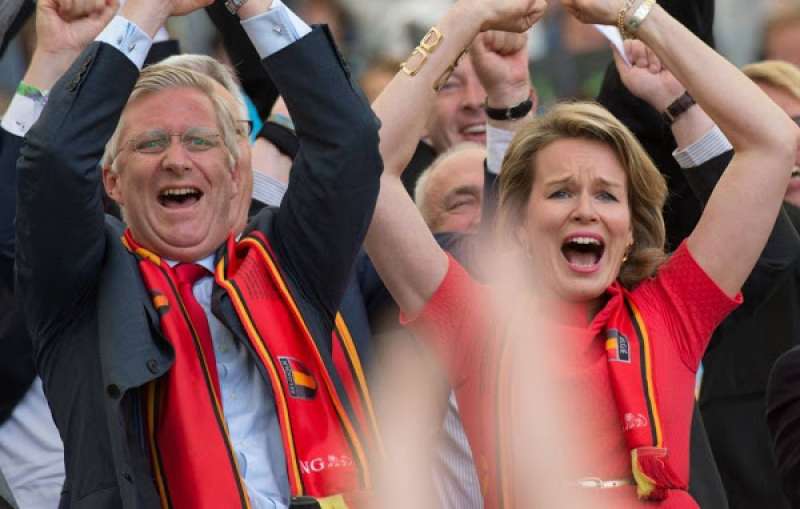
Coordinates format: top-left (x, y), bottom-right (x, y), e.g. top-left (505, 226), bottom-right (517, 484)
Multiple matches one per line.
top-left (280, 357), bottom-right (319, 400)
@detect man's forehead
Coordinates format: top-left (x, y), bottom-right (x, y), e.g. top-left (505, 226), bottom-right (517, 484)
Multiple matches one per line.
top-left (450, 56), bottom-right (476, 80)
top-left (119, 87), bottom-right (217, 137)
top-left (430, 149), bottom-right (486, 189)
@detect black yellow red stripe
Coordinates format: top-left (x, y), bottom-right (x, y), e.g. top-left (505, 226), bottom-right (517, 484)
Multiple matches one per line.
top-left (241, 234), bottom-right (371, 487)
top-left (626, 299), bottom-right (663, 448)
top-left (333, 314), bottom-right (385, 459)
top-left (215, 255), bottom-right (306, 496)
top-left (130, 236), bottom-right (251, 509)
top-left (145, 382), bottom-right (171, 509)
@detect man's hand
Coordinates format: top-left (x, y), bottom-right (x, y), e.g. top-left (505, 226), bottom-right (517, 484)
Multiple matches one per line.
top-left (471, 31), bottom-right (531, 107)
top-left (56, 0), bottom-right (110, 21)
top-left (465, 0), bottom-right (548, 33)
top-left (560, 0), bottom-right (624, 26)
top-left (120, 0), bottom-right (211, 37)
top-left (614, 39), bottom-right (685, 112)
top-left (36, 0), bottom-right (117, 57)
top-left (24, 0), bottom-right (116, 90)
top-left (165, 0), bottom-right (214, 16)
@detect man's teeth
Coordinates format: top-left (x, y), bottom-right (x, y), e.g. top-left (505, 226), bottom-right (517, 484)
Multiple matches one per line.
top-left (161, 187), bottom-right (199, 197)
top-left (569, 237), bottom-right (601, 246)
top-left (463, 125), bottom-right (486, 135)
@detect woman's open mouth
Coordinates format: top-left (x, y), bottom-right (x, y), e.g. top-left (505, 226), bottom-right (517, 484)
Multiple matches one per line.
top-left (561, 235), bottom-right (604, 273)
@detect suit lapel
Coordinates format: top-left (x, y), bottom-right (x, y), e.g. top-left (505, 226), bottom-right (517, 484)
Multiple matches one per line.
top-left (98, 217), bottom-right (173, 397)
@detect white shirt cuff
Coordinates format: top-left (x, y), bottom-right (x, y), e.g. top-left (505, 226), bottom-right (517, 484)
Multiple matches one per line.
top-left (486, 124), bottom-right (515, 175)
top-left (673, 125), bottom-right (733, 169)
top-left (1, 93), bottom-right (46, 137)
top-left (252, 171), bottom-right (288, 207)
top-left (241, 0), bottom-right (312, 60)
top-left (153, 27), bottom-right (170, 43)
top-left (95, 16), bottom-right (153, 70)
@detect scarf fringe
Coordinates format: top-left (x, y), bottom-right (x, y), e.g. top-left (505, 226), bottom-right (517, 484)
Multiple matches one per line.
top-left (631, 447), bottom-right (685, 501)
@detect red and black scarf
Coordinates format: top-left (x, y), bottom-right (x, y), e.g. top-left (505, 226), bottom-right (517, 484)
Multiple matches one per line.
top-left (604, 289), bottom-right (684, 501)
top-left (123, 230), bottom-right (382, 509)
top-left (494, 285), bottom-right (685, 506)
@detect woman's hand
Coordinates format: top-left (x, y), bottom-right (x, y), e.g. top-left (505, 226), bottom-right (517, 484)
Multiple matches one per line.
top-left (463, 0), bottom-right (549, 33)
top-left (613, 39), bottom-right (685, 112)
top-left (560, 0), bottom-right (626, 26)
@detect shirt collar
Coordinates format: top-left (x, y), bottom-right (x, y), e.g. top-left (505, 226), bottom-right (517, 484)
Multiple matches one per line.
top-left (165, 253), bottom-right (216, 275)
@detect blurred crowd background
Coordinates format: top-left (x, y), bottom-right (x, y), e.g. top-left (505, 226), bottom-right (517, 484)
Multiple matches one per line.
top-left (2, 0), bottom-right (800, 114)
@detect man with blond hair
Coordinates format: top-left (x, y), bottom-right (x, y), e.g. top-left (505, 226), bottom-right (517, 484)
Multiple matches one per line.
top-left (16, 1), bottom-right (381, 508)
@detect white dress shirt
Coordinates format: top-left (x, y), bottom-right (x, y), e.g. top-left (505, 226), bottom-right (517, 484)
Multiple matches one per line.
top-left (0, 379), bottom-right (65, 509)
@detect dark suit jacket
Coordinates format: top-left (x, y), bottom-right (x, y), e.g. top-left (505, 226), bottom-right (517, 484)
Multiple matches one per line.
top-left (0, 0), bottom-right (34, 57)
top-left (682, 151), bottom-right (800, 509)
top-left (0, 37), bottom-right (181, 426)
top-left (685, 154), bottom-right (800, 509)
top-left (15, 26), bottom-right (380, 509)
top-left (0, 127), bottom-right (34, 425)
top-left (767, 343), bottom-right (800, 506)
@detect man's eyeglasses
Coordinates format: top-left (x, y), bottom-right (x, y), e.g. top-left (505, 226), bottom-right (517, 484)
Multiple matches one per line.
top-left (237, 119), bottom-right (254, 137)
top-left (123, 127), bottom-right (223, 155)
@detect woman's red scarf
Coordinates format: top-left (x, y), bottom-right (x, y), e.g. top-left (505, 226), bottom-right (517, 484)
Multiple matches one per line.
top-left (603, 285), bottom-right (685, 501)
top-left (494, 283), bottom-right (685, 506)
top-left (122, 229), bottom-right (382, 509)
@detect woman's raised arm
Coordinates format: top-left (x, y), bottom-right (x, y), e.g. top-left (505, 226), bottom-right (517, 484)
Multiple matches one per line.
top-left (564, 0), bottom-right (800, 297)
top-left (365, 0), bottom-right (547, 315)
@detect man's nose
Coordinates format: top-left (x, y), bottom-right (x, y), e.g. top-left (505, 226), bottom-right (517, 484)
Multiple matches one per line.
top-left (162, 138), bottom-right (192, 174)
top-left (461, 79), bottom-right (485, 111)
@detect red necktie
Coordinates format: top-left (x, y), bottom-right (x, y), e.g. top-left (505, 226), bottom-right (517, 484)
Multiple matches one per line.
top-left (173, 263), bottom-right (222, 400)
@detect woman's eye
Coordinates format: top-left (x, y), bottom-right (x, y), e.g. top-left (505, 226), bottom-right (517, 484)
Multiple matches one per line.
top-left (548, 190), bottom-right (570, 199)
top-left (597, 191), bottom-right (618, 202)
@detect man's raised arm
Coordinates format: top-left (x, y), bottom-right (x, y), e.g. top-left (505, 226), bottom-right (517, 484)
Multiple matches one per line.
top-left (15, 0), bottom-right (209, 354)
top-left (228, 0), bottom-right (383, 317)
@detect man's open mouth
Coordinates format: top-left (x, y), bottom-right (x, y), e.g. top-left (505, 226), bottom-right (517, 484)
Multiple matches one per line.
top-left (461, 124), bottom-right (486, 140)
top-left (561, 235), bottom-right (605, 271)
top-left (158, 187), bottom-right (203, 208)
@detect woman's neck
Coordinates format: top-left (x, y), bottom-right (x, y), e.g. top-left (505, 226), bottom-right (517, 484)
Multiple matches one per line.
top-left (537, 294), bottom-right (607, 328)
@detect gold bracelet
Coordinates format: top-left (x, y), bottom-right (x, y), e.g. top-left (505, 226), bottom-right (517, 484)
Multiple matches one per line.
top-left (626, 0), bottom-right (657, 35)
top-left (401, 27), bottom-right (445, 77)
top-left (617, 0), bottom-right (636, 39)
top-left (433, 47), bottom-right (469, 92)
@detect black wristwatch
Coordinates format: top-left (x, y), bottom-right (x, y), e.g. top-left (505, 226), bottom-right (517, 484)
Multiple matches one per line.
top-left (484, 91), bottom-right (535, 121)
top-left (662, 91), bottom-right (696, 125)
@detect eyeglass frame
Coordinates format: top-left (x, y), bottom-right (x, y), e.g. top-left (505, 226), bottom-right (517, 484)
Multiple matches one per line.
top-left (117, 126), bottom-right (229, 157)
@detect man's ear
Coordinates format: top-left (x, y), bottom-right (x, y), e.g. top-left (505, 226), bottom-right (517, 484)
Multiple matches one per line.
top-left (230, 162), bottom-right (241, 199)
top-left (102, 166), bottom-right (124, 205)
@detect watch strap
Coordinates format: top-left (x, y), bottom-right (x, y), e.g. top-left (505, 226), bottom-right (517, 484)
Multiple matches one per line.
top-left (225, 0), bottom-right (249, 15)
top-left (484, 91), bottom-right (534, 121)
top-left (662, 91), bottom-right (696, 125)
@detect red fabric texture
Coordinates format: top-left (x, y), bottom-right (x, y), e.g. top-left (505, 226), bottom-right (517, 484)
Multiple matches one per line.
top-left (173, 263), bottom-right (222, 399)
top-left (402, 242), bottom-right (741, 508)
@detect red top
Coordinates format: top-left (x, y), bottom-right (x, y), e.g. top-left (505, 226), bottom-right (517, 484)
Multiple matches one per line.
top-left (403, 242), bottom-right (740, 508)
